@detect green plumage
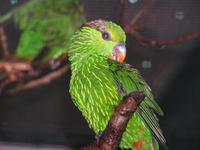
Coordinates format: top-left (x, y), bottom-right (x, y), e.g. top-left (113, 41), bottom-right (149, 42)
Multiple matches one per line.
top-left (0, 0), bottom-right (85, 61)
top-left (69, 20), bottom-right (165, 149)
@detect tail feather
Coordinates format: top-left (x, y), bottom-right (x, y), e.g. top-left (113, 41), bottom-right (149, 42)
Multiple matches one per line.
top-left (151, 137), bottom-right (170, 150)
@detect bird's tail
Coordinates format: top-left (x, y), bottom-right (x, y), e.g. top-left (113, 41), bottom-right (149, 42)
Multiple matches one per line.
top-left (150, 138), bottom-right (159, 150)
top-left (151, 137), bottom-right (170, 150)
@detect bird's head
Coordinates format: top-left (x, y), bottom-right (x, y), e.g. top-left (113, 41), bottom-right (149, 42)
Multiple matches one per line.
top-left (69, 20), bottom-right (126, 63)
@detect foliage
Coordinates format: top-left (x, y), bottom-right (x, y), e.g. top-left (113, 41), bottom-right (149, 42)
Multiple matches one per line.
top-left (1, 0), bottom-right (85, 62)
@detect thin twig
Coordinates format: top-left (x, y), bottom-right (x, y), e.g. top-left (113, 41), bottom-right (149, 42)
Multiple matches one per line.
top-left (0, 78), bottom-right (17, 94)
top-left (7, 65), bottom-right (70, 94)
top-left (0, 26), bottom-right (10, 58)
top-left (0, 61), bottom-right (33, 93)
top-left (0, 61), bottom-right (32, 71)
top-left (124, 0), bottom-right (157, 32)
top-left (0, 0), bottom-right (34, 23)
top-left (0, 11), bottom-right (14, 24)
top-left (123, 0), bottom-right (200, 46)
top-left (128, 29), bottom-right (200, 47)
top-left (119, 0), bottom-right (126, 27)
top-left (81, 91), bottom-right (145, 150)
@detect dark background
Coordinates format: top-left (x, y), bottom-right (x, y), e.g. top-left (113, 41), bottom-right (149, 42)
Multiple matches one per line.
top-left (0, 0), bottom-right (200, 149)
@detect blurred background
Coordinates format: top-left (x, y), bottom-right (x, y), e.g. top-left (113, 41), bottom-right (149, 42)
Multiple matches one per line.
top-left (0, 0), bottom-right (200, 149)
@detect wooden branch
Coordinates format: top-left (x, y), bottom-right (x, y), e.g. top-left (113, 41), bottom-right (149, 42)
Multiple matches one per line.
top-left (0, 61), bottom-right (32, 71)
top-left (81, 91), bottom-right (145, 150)
top-left (119, 0), bottom-right (126, 27)
top-left (128, 29), bottom-right (200, 47)
top-left (0, 26), bottom-right (10, 58)
top-left (124, 0), bottom-right (157, 32)
top-left (0, 57), bottom-right (69, 95)
top-left (0, 61), bottom-right (33, 93)
top-left (123, 0), bottom-right (200, 47)
top-left (6, 65), bottom-right (70, 94)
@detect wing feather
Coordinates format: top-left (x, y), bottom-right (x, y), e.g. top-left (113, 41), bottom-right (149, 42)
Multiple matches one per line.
top-left (109, 61), bottom-right (166, 146)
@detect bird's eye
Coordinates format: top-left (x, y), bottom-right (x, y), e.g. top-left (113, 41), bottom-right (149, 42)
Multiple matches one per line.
top-left (102, 32), bottom-right (111, 40)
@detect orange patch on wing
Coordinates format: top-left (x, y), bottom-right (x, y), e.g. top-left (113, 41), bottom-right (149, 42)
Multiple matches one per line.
top-left (132, 140), bottom-right (145, 150)
top-left (139, 127), bottom-right (145, 133)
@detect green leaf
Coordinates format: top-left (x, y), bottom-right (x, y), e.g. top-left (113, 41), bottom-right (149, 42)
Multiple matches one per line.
top-left (16, 30), bottom-right (44, 60)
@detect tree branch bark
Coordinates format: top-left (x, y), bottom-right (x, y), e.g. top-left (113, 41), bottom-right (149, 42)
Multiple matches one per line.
top-left (0, 25), bottom-right (10, 58)
top-left (123, 0), bottom-right (200, 47)
top-left (81, 91), bottom-right (145, 150)
top-left (119, 0), bottom-right (126, 27)
top-left (124, 0), bottom-right (157, 32)
top-left (127, 29), bottom-right (200, 47)
top-left (6, 65), bottom-right (69, 94)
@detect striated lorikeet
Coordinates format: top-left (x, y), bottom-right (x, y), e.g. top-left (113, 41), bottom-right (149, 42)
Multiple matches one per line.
top-left (0, 0), bottom-right (85, 62)
top-left (68, 20), bottom-right (166, 150)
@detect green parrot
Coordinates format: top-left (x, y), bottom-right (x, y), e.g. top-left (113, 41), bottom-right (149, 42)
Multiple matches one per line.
top-left (0, 0), bottom-right (85, 62)
top-left (68, 20), bottom-right (166, 150)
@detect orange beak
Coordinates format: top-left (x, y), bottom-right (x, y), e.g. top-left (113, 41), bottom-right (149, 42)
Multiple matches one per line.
top-left (110, 44), bottom-right (126, 63)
